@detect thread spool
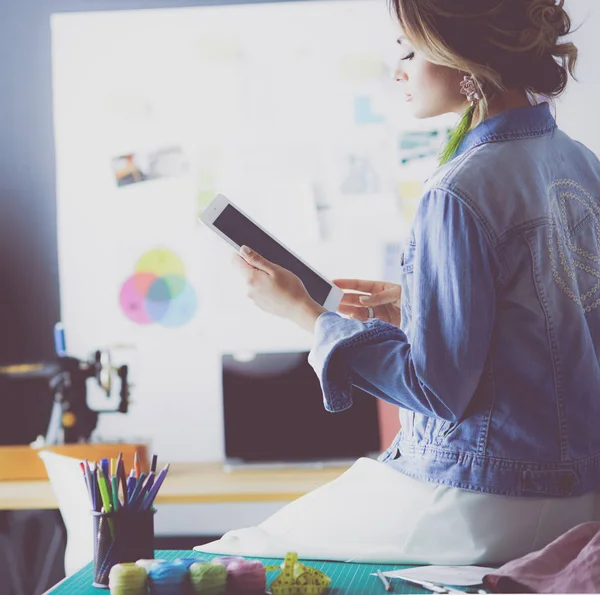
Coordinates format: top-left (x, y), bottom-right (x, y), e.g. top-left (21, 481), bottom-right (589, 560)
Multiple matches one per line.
top-left (175, 558), bottom-right (210, 595)
top-left (226, 559), bottom-right (266, 593)
top-left (147, 560), bottom-right (188, 595)
top-left (108, 563), bottom-right (147, 595)
top-left (212, 556), bottom-right (245, 568)
top-left (189, 562), bottom-right (227, 595)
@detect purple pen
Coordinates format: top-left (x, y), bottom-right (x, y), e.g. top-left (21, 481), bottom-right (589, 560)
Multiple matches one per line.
top-left (130, 472), bottom-right (155, 511)
top-left (92, 463), bottom-right (100, 512)
top-left (144, 472), bottom-right (156, 495)
top-left (126, 470), bottom-right (136, 501)
top-left (140, 464), bottom-right (170, 511)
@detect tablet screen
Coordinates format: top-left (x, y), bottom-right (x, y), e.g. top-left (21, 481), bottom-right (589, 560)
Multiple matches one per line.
top-left (213, 204), bottom-right (332, 305)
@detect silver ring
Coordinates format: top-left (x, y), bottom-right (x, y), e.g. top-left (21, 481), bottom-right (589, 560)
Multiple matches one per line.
top-left (367, 306), bottom-right (374, 319)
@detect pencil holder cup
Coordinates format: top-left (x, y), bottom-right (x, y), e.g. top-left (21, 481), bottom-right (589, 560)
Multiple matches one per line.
top-left (91, 509), bottom-right (156, 588)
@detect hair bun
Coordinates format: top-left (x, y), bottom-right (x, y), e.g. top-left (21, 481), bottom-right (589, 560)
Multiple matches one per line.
top-left (524, 0), bottom-right (570, 54)
top-left (529, 0), bottom-right (565, 26)
top-left (528, 0), bottom-right (571, 41)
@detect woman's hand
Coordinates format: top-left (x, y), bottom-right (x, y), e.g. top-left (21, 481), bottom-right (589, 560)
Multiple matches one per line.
top-left (233, 246), bottom-right (326, 331)
top-left (333, 278), bottom-right (402, 326)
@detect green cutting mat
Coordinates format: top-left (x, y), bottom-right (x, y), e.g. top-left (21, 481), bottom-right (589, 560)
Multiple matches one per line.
top-left (46, 549), bottom-right (474, 594)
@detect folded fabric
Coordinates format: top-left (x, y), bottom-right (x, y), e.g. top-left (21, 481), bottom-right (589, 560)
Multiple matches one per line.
top-left (483, 521), bottom-right (600, 593)
top-left (196, 458), bottom-right (600, 566)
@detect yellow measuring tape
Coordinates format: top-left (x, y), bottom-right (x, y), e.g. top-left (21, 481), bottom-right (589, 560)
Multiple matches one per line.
top-left (0, 363), bottom-right (45, 375)
top-left (266, 552), bottom-right (331, 595)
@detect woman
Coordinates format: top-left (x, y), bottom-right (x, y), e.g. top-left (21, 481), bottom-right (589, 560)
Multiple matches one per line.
top-left (199, 0), bottom-right (600, 564)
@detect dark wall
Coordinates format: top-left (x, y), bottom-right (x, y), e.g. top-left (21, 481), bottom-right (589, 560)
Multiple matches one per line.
top-left (0, 0), bottom-right (281, 364)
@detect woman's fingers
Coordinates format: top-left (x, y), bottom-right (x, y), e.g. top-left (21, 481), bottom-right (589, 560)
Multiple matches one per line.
top-left (336, 280), bottom-right (401, 325)
top-left (359, 287), bottom-right (400, 307)
top-left (239, 246), bottom-right (276, 274)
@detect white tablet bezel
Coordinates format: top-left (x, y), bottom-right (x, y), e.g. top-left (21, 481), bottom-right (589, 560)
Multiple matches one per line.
top-left (200, 193), bottom-right (343, 312)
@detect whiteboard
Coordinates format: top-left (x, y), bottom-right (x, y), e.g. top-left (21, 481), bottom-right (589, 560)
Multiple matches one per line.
top-left (50, 0), bottom-right (464, 461)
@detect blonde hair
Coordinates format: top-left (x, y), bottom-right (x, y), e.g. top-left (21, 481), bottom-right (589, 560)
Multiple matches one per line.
top-left (389, 0), bottom-right (579, 160)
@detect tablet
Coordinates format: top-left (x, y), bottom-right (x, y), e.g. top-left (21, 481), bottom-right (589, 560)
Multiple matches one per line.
top-left (199, 193), bottom-right (344, 311)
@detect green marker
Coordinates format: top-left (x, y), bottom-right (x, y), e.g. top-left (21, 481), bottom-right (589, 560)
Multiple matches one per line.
top-left (111, 475), bottom-right (120, 512)
top-left (97, 467), bottom-right (115, 537)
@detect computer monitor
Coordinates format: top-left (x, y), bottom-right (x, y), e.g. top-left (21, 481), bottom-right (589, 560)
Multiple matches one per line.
top-left (221, 350), bottom-right (380, 467)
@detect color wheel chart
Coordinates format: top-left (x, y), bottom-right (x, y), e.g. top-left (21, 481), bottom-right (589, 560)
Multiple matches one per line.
top-left (119, 249), bottom-right (197, 327)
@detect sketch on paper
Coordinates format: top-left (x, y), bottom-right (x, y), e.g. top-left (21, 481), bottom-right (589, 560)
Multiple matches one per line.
top-left (119, 249), bottom-right (197, 327)
top-left (397, 129), bottom-right (451, 166)
top-left (111, 146), bottom-right (188, 187)
top-left (341, 154), bottom-right (381, 194)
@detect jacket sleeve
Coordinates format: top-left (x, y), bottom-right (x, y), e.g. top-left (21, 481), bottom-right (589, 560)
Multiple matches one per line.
top-left (308, 188), bottom-right (498, 422)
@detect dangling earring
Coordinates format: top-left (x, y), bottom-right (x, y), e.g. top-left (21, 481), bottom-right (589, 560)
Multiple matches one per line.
top-left (460, 75), bottom-right (482, 105)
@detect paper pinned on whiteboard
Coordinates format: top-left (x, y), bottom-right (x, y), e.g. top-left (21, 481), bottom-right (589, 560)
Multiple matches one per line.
top-left (371, 565), bottom-right (497, 586)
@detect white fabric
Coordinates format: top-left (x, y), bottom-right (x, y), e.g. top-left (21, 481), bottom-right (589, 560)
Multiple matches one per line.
top-left (196, 457), bottom-right (600, 565)
top-left (38, 451), bottom-right (94, 575)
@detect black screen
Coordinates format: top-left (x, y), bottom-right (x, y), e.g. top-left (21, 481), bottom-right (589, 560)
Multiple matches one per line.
top-left (222, 351), bottom-right (380, 462)
top-left (213, 205), bottom-right (332, 305)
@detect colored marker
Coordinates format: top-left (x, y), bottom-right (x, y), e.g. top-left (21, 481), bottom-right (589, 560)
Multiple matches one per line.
top-left (79, 462), bottom-right (94, 508)
top-left (134, 452), bottom-right (141, 478)
top-left (84, 459), bottom-right (96, 511)
top-left (111, 475), bottom-right (120, 511)
top-left (97, 468), bottom-right (112, 513)
top-left (131, 472), bottom-right (155, 511)
top-left (129, 472), bottom-right (147, 507)
top-left (97, 467), bottom-right (114, 537)
top-left (126, 470), bottom-right (136, 500)
top-left (141, 464), bottom-right (170, 511)
top-left (92, 463), bottom-right (100, 512)
top-left (116, 452), bottom-right (123, 485)
top-left (100, 458), bottom-right (112, 501)
top-left (118, 458), bottom-right (128, 509)
top-left (54, 322), bottom-right (66, 356)
top-left (144, 472), bottom-right (156, 495)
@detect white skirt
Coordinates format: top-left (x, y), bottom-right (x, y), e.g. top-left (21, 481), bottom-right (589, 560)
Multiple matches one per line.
top-left (196, 457), bottom-right (600, 565)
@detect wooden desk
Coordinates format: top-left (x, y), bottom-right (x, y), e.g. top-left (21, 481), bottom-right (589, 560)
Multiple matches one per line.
top-left (0, 462), bottom-right (349, 510)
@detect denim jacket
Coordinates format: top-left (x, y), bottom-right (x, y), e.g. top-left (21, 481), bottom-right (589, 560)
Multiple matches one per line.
top-left (309, 102), bottom-right (600, 497)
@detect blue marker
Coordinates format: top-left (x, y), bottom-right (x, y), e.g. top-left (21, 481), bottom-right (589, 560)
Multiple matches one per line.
top-left (100, 458), bottom-right (110, 479)
top-left (54, 322), bottom-right (66, 356)
top-left (126, 470), bottom-right (136, 501)
top-left (100, 458), bottom-right (112, 500)
top-left (128, 472), bottom-right (147, 507)
top-left (131, 472), bottom-right (155, 511)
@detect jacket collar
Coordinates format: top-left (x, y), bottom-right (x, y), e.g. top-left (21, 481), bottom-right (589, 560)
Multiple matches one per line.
top-left (455, 102), bottom-right (556, 158)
